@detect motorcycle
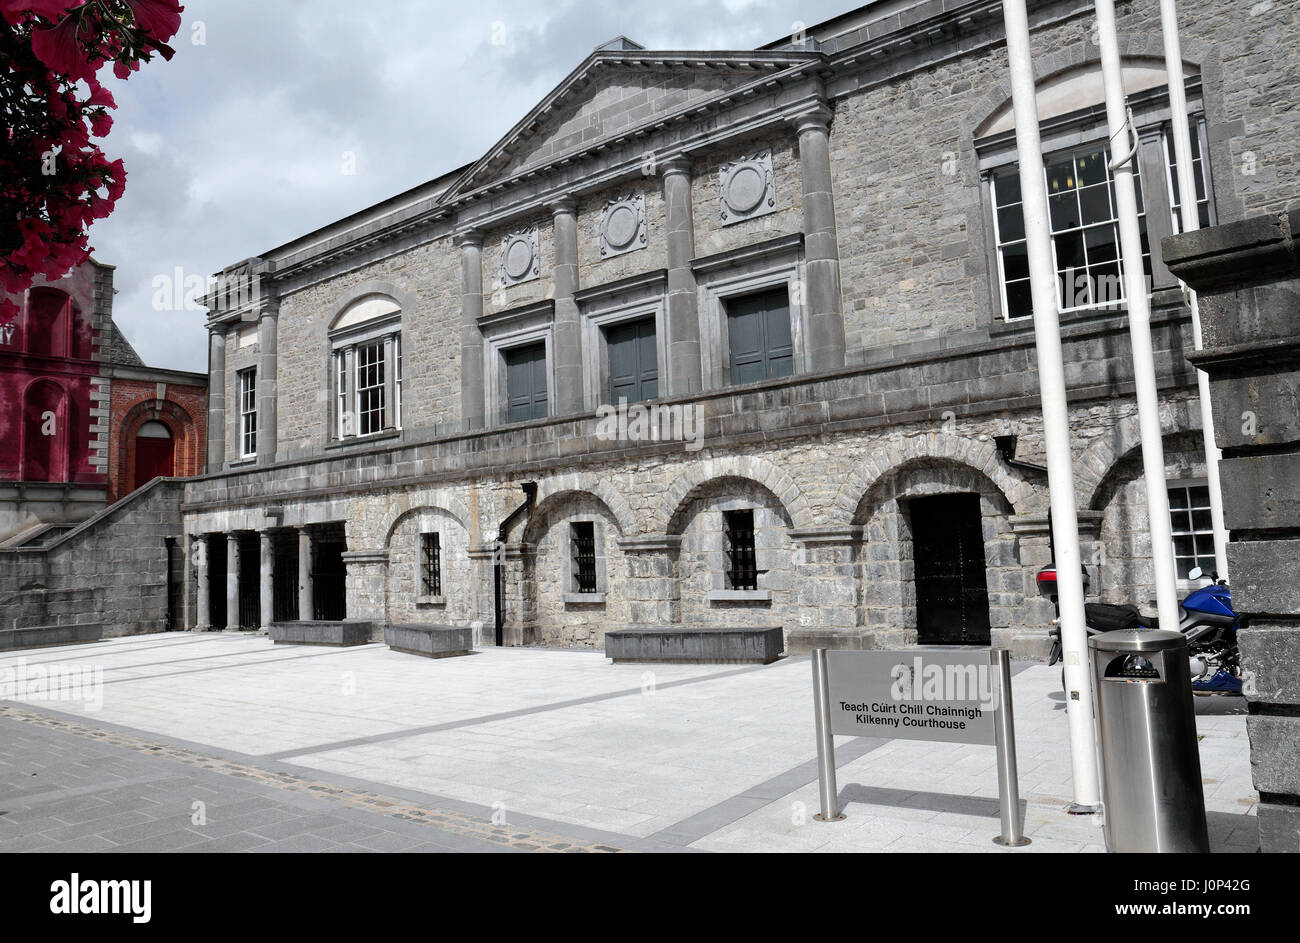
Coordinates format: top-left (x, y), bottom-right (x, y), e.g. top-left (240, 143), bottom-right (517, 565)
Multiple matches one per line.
top-left (1039, 564), bottom-right (1243, 695)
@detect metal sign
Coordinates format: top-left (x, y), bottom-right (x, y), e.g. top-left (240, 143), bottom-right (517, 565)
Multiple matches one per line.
top-left (825, 650), bottom-right (998, 745)
top-left (810, 647), bottom-right (1029, 846)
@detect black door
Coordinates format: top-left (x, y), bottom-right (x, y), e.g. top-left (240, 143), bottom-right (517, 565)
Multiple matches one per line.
top-left (209, 535), bottom-right (227, 629)
top-left (607, 317), bottom-right (658, 404)
top-left (164, 537), bottom-right (181, 631)
top-left (910, 493), bottom-right (991, 645)
top-left (727, 287), bottom-right (793, 385)
top-left (273, 531), bottom-right (299, 623)
top-left (505, 342), bottom-right (548, 422)
top-left (237, 532), bottom-right (260, 629)
top-left (312, 523), bottom-right (347, 621)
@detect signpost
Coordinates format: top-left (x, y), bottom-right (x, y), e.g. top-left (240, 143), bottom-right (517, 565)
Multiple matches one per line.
top-left (810, 647), bottom-right (1029, 846)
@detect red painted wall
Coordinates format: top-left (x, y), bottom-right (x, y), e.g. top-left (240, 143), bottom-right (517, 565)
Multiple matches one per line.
top-left (0, 265), bottom-right (102, 486)
top-left (107, 379), bottom-right (207, 503)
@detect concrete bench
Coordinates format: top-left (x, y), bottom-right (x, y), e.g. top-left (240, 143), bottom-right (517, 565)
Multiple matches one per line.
top-left (384, 623), bottom-right (472, 659)
top-left (0, 623), bottom-right (102, 651)
top-left (605, 625), bottom-right (784, 665)
top-left (269, 620), bottom-right (376, 647)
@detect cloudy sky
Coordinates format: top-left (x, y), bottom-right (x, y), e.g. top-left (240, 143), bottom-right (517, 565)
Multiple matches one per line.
top-left (89, 0), bottom-right (854, 372)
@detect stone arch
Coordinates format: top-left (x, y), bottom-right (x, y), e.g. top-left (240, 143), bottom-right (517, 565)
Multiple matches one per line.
top-left (963, 34), bottom-right (1214, 139)
top-left (1077, 399), bottom-right (1201, 510)
top-left (521, 486), bottom-right (626, 547)
top-left (519, 472), bottom-right (633, 542)
top-left (117, 398), bottom-right (200, 500)
top-left (651, 454), bottom-right (815, 535)
top-left (376, 489), bottom-right (471, 548)
top-left (382, 503), bottom-right (468, 548)
top-left (833, 434), bottom-right (1034, 525)
top-left (326, 278), bottom-right (418, 328)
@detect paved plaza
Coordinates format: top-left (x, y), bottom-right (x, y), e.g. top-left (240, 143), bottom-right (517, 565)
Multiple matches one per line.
top-left (0, 633), bottom-right (1259, 853)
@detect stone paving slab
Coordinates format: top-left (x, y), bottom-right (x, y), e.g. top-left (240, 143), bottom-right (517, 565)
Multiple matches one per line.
top-left (0, 633), bottom-right (1260, 853)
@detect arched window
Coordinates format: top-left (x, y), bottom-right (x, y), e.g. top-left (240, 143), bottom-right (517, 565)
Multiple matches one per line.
top-left (26, 288), bottom-right (73, 357)
top-left (329, 294), bottom-right (402, 439)
top-left (21, 379), bottom-right (68, 481)
top-left (134, 420), bottom-right (175, 489)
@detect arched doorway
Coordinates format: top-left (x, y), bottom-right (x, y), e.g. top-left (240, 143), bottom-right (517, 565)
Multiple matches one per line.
top-left (21, 380), bottom-right (68, 481)
top-left (134, 420), bottom-right (174, 489)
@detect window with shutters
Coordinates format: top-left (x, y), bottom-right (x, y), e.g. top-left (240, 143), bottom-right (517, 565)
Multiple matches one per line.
top-left (724, 509), bottom-right (758, 591)
top-left (505, 342), bottom-right (549, 422)
top-left (725, 287), bottom-right (792, 385)
top-left (605, 317), bottom-right (658, 404)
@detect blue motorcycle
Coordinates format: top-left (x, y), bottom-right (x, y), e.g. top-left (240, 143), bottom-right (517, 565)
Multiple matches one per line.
top-left (1043, 565), bottom-right (1243, 695)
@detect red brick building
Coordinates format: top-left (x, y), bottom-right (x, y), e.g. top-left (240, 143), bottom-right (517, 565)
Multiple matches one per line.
top-left (0, 258), bottom-right (207, 541)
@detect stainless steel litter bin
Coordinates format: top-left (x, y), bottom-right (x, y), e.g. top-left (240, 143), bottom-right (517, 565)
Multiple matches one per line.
top-left (1088, 629), bottom-right (1210, 853)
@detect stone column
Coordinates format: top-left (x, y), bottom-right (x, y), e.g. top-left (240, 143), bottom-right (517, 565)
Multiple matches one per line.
top-left (298, 527), bottom-right (313, 621)
top-left (340, 549), bottom-right (387, 623)
top-left (259, 531), bottom-right (274, 630)
top-left (791, 105), bottom-right (846, 372)
top-left (207, 331), bottom-right (226, 472)
top-left (660, 156), bottom-right (702, 395)
top-left (618, 536), bottom-right (682, 626)
top-left (194, 534), bottom-right (211, 631)
top-left (1136, 126), bottom-right (1177, 290)
top-left (257, 305), bottom-right (279, 464)
top-left (1165, 208), bottom-right (1300, 854)
top-left (549, 197), bottom-right (585, 414)
top-left (456, 230), bottom-right (485, 428)
top-left (225, 533), bottom-right (240, 630)
top-left (786, 527), bottom-right (864, 653)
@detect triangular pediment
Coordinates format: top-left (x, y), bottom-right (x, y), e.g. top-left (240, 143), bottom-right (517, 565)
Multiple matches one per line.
top-left (443, 50), bottom-right (821, 202)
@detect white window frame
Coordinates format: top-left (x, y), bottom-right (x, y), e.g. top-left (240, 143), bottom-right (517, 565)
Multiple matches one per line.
top-left (330, 314), bottom-right (401, 441)
top-left (987, 126), bottom-right (1211, 322)
top-left (238, 366), bottom-right (257, 459)
top-left (1168, 479), bottom-right (1217, 583)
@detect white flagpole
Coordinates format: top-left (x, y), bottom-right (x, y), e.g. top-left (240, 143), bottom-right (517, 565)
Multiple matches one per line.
top-left (1001, 0), bottom-right (1100, 812)
top-left (1093, 0), bottom-right (1182, 633)
top-left (1160, 0), bottom-right (1229, 580)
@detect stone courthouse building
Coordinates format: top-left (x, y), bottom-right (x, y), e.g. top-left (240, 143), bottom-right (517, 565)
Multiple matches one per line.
top-left (183, 0), bottom-right (1298, 654)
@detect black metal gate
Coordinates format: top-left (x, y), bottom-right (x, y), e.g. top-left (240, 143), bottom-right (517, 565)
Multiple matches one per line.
top-left (164, 537), bottom-right (181, 630)
top-left (273, 531), bottom-right (299, 622)
top-left (237, 532), bottom-right (260, 629)
top-left (312, 523), bottom-right (347, 621)
top-left (910, 493), bottom-right (991, 645)
top-left (208, 535), bottom-right (228, 629)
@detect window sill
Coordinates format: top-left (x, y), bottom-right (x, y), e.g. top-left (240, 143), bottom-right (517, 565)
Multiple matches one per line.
top-left (325, 429), bottom-right (401, 451)
top-left (416, 595), bottom-right (446, 607)
top-left (563, 592), bottom-right (605, 606)
top-left (230, 457), bottom-right (257, 467)
top-left (707, 589), bottom-right (772, 603)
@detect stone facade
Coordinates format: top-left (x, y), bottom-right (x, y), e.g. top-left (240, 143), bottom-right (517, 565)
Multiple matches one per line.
top-left (1165, 208), bottom-right (1300, 854)
top-left (186, 1), bottom-right (1298, 657)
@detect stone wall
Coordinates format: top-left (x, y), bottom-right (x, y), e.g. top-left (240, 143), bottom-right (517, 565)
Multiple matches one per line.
top-left (1166, 207), bottom-right (1300, 854)
top-left (0, 478), bottom-right (185, 637)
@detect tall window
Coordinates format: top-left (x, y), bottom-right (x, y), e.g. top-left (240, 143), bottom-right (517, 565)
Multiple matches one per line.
top-left (993, 145), bottom-right (1148, 318)
top-left (330, 294), bottom-right (402, 440)
top-left (571, 522), bottom-right (597, 594)
top-left (1165, 120), bottom-right (1212, 232)
top-left (727, 287), bottom-right (792, 385)
top-left (606, 317), bottom-right (658, 404)
top-left (505, 342), bottom-right (548, 423)
top-left (420, 532), bottom-right (442, 597)
top-left (723, 509), bottom-right (758, 591)
top-left (1169, 483), bottom-right (1215, 579)
top-left (238, 367), bottom-right (257, 458)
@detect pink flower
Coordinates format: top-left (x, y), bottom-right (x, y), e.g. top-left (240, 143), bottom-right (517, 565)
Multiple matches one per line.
top-left (123, 0), bottom-right (183, 42)
top-left (0, 1), bottom-right (82, 27)
top-left (31, 12), bottom-right (100, 83)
